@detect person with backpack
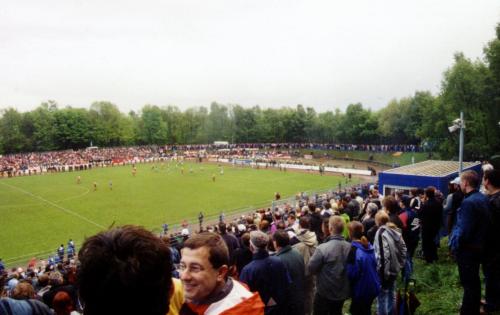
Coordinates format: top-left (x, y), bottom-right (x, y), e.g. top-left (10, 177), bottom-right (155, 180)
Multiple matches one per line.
top-left (398, 195), bottom-right (421, 280)
top-left (374, 211), bottom-right (407, 315)
top-left (347, 221), bottom-right (381, 315)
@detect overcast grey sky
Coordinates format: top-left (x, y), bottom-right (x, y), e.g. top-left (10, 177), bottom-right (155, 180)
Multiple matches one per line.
top-left (1, 0), bottom-right (499, 113)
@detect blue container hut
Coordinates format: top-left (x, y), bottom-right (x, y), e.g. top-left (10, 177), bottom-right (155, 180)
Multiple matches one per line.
top-left (378, 160), bottom-right (481, 196)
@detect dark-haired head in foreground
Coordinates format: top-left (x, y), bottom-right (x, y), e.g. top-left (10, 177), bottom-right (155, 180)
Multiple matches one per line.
top-left (77, 225), bottom-right (173, 315)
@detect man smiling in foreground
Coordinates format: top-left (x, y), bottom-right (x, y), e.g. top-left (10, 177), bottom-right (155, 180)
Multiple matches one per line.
top-left (179, 232), bottom-right (264, 315)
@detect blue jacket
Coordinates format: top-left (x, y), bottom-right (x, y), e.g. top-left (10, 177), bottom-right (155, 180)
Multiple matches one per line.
top-left (449, 190), bottom-right (490, 253)
top-left (347, 241), bottom-right (381, 301)
top-left (240, 249), bottom-right (291, 312)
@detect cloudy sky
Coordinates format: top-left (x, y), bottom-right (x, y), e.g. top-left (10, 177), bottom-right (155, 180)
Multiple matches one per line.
top-left (1, 0), bottom-right (499, 113)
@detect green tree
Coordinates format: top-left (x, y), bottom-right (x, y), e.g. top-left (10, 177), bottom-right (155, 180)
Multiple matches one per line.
top-left (483, 23), bottom-right (500, 156)
top-left (89, 101), bottom-right (126, 146)
top-left (30, 101), bottom-right (58, 151)
top-left (137, 105), bottom-right (168, 145)
top-left (0, 108), bottom-right (28, 153)
top-left (53, 107), bottom-right (92, 149)
top-left (206, 102), bottom-right (231, 142)
top-left (439, 53), bottom-right (494, 159)
top-left (338, 103), bottom-right (378, 144)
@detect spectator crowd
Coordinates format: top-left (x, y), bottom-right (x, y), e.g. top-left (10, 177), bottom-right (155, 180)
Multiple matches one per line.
top-left (0, 143), bottom-right (419, 177)
top-left (2, 167), bottom-right (499, 315)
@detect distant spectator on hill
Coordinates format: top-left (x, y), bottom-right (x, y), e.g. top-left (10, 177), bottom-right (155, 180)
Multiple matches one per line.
top-left (77, 225), bottom-right (173, 315)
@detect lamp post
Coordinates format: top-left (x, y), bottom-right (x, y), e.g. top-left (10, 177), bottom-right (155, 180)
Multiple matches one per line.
top-left (448, 112), bottom-right (465, 174)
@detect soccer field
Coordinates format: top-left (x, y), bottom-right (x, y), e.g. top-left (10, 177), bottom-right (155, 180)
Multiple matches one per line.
top-left (0, 161), bottom-right (347, 267)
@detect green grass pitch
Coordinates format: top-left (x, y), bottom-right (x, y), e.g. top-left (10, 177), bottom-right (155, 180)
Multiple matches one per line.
top-left (0, 162), bottom-right (347, 267)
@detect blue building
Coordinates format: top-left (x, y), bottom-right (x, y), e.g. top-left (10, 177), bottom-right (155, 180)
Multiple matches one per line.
top-left (378, 160), bottom-right (481, 196)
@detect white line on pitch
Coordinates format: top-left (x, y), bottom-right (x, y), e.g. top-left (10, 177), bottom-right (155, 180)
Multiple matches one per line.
top-left (0, 181), bottom-right (105, 229)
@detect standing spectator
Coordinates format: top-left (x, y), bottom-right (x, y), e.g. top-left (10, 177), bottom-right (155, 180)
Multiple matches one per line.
top-left (398, 195), bottom-right (421, 279)
top-left (42, 271), bottom-right (77, 309)
top-left (374, 211), bottom-right (407, 315)
top-left (361, 202), bottom-right (378, 235)
top-left (308, 216), bottom-right (351, 315)
top-left (409, 188), bottom-right (421, 211)
top-left (482, 169), bottom-right (500, 313)
top-left (180, 232), bottom-right (264, 314)
top-left (347, 221), bottom-right (381, 315)
top-left (449, 171), bottom-right (490, 315)
top-left (419, 186), bottom-right (443, 263)
top-left (57, 245), bottom-right (65, 262)
top-left (273, 230), bottom-right (305, 315)
top-left (382, 196), bottom-right (404, 230)
top-left (161, 235), bottom-right (181, 279)
top-left (11, 282), bottom-right (35, 300)
top-left (77, 225), bottom-right (173, 315)
top-left (306, 203), bottom-right (323, 242)
top-left (233, 233), bottom-right (253, 278)
top-left (445, 178), bottom-right (464, 234)
top-left (286, 213), bottom-right (299, 234)
top-left (52, 291), bottom-right (79, 315)
top-left (240, 231), bottom-right (290, 315)
top-left (292, 216), bottom-right (318, 315)
top-left (66, 246), bottom-right (74, 261)
top-left (218, 222), bottom-right (240, 265)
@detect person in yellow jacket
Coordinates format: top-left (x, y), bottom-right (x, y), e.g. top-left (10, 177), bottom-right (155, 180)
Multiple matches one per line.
top-left (168, 278), bottom-right (184, 315)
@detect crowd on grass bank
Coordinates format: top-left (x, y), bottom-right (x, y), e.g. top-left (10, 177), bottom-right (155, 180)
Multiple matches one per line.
top-left (1, 168), bottom-right (499, 315)
top-left (0, 143), bottom-right (419, 176)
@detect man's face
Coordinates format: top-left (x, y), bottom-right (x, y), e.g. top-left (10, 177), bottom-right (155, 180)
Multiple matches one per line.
top-left (180, 246), bottom-right (226, 303)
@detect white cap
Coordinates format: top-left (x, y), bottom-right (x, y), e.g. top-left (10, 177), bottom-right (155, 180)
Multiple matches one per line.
top-left (450, 177), bottom-right (461, 185)
top-left (181, 228), bottom-right (190, 236)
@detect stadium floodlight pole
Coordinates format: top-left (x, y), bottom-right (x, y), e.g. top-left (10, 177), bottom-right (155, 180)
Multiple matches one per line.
top-left (448, 112), bottom-right (465, 174)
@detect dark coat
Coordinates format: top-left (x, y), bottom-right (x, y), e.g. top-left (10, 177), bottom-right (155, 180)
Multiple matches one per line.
top-left (449, 190), bottom-right (490, 253)
top-left (276, 245), bottom-right (305, 315)
top-left (240, 250), bottom-right (291, 314)
top-left (419, 197), bottom-right (443, 236)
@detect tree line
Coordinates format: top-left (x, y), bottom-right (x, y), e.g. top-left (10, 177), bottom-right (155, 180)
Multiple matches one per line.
top-left (1, 24), bottom-right (500, 160)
